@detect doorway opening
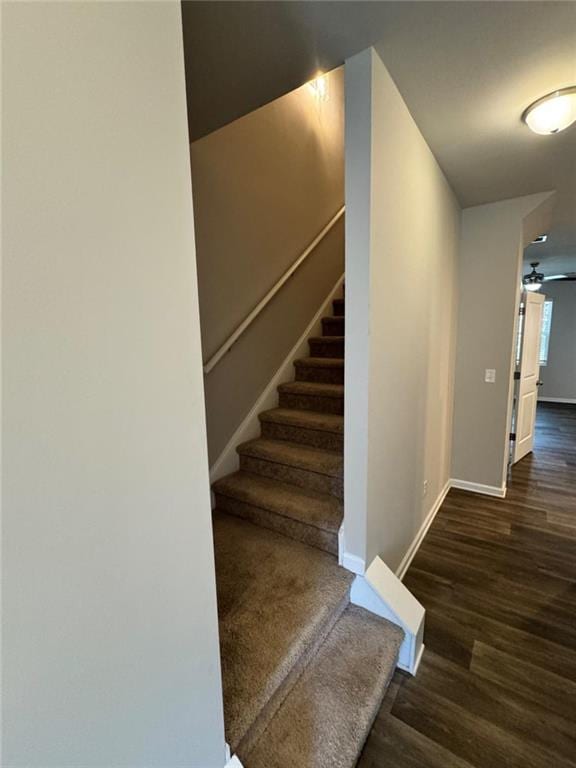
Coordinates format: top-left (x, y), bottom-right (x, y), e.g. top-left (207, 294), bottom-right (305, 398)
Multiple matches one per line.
top-left (510, 273), bottom-right (576, 474)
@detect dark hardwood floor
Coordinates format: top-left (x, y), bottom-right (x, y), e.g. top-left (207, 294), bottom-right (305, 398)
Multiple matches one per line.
top-left (358, 403), bottom-right (576, 768)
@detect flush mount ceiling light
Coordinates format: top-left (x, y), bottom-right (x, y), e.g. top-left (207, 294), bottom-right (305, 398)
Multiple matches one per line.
top-left (531, 234), bottom-right (548, 244)
top-left (523, 262), bottom-right (545, 291)
top-left (522, 86), bottom-right (576, 134)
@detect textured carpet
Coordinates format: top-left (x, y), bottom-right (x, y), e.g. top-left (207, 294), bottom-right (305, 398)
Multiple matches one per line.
top-left (213, 512), bottom-right (353, 752)
top-left (238, 438), bottom-right (343, 498)
top-left (260, 408), bottom-right (344, 452)
top-left (278, 381), bottom-right (344, 415)
top-left (212, 285), bottom-right (405, 766)
top-left (213, 470), bottom-right (342, 553)
top-left (294, 356), bottom-right (344, 384)
top-left (244, 605), bottom-right (404, 768)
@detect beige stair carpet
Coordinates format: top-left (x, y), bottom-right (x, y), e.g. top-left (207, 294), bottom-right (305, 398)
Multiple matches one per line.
top-left (212, 285), bottom-right (405, 767)
top-left (213, 471), bottom-right (342, 553)
top-left (238, 438), bottom-right (343, 498)
top-left (213, 512), bottom-right (353, 753)
top-left (293, 356), bottom-right (344, 385)
top-left (244, 605), bottom-right (404, 768)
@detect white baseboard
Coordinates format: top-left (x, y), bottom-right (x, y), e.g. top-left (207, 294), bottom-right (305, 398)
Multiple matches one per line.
top-left (538, 397), bottom-right (576, 404)
top-left (350, 556), bottom-right (425, 675)
top-left (338, 525), bottom-right (366, 575)
top-left (450, 478), bottom-right (507, 498)
top-left (395, 480), bottom-right (451, 582)
top-left (209, 274), bottom-right (345, 487)
top-left (341, 551), bottom-right (366, 576)
top-left (224, 756), bottom-right (244, 768)
top-left (411, 641), bottom-right (425, 676)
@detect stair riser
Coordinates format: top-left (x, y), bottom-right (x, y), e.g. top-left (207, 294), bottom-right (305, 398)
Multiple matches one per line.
top-left (321, 317), bottom-right (345, 336)
top-left (279, 391), bottom-right (344, 415)
top-left (239, 456), bottom-right (343, 500)
top-left (294, 365), bottom-right (344, 385)
top-left (309, 339), bottom-right (344, 358)
top-left (333, 298), bottom-right (345, 317)
top-left (260, 421), bottom-right (344, 452)
top-left (214, 494), bottom-right (339, 556)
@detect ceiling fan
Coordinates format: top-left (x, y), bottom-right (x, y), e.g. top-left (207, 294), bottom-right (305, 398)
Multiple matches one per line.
top-left (522, 262), bottom-right (576, 292)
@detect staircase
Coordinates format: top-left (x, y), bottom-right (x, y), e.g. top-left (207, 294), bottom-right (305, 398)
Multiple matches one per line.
top-left (212, 285), bottom-right (404, 768)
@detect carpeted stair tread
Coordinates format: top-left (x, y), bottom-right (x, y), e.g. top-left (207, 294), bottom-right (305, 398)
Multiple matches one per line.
top-left (293, 357), bottom-right (345, 385)
top-left (308, 335), bottom-right (345, 345)
top-left (321, 316), bottom-right (345, 336)
top-left (294, 357), bottom-right (344, 370)
top-left (278, 381), bottom-right (344, 399)
top-left (260, 408), bottom-right (343, 434)
top-left (213, 471), bottom-right (342, 533)
top-left (213, 512), bottom-right (354, 753)
top-left (244, 604), bottom-right (404, 768)
top-left (278, 381), bottom-right (344, 415)
top-left (238, 438), bottom-right (343, 478)
top-left (333, 298), bottom-right (345, 316)
top-left (309, 336), bottom-right (344, 359)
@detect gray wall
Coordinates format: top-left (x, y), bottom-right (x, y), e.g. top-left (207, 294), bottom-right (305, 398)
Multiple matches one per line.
top-left (451, 193), bottom-right (555, 492)
top-left (539, 281), bottom-right (576, 402)
top-left (344, 48), bottom-right (460, 571)
top-left (2, 3), bottom-right (225, 766)
top-left (190, 69), bottom-right (345, 464)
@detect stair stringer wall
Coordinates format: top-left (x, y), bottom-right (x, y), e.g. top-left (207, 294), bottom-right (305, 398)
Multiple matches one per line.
top-left (350, 556), bottom-right (425, 675)
top-left (209, 274), bottom-right (345, 490)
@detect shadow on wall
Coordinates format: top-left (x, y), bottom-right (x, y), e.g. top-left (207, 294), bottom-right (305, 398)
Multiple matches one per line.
top-left (190, 68), bottom-right (345, 464)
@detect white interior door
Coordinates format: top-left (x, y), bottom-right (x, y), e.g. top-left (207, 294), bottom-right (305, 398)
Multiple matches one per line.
top-left (513, 291), bottom-right (545, 463)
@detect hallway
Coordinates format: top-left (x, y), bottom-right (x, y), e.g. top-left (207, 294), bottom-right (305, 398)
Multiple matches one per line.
top-left (359, 403), bottom-right (576, 768)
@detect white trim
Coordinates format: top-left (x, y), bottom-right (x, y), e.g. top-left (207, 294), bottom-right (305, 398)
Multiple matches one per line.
top-left (209, 275), bottom-right (346, 486)
top-left (538, 397), bottom-right (576, 404)
top-left (395, 480), bottom-right (451, 581)
top-left (411, 641), bottom-right (425, 676)
top-left (450, 478), bottom-right (507, 498)
top-left (338, 524), bottom-right (366, 575)
top-left (338, 525), bottom-right (345, 566)
top-left (350, 556), bottom-right (425, 676)
top-left (341, 551), bottom-right (366, 576)
top-left (224, 756), bottom-right (244, 768)
top-left (204, 207), bottom-right (345, 374)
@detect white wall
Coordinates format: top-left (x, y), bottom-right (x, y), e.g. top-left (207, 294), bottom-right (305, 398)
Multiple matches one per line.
top-left (345, 48), bottom-right (460, 572)
top-left (2, 3), bottom-right (225, 766)
top-left (451, 193), bottom-right (555, 493)
top-left (539, 281), bottom-right (576, 402)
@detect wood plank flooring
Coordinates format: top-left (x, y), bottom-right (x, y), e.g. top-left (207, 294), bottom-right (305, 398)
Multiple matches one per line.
top-left (358, 403), bottom-right (576, 768)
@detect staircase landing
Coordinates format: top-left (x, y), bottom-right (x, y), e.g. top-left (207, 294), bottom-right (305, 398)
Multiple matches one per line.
top-left (214, 512), bottom-right (403, 767)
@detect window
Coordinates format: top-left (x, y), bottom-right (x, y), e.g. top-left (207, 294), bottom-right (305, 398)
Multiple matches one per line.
top-left (539, 299), bottom-right (553, 366)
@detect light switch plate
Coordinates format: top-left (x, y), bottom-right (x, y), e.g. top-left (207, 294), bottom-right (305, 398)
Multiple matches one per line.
top-left (485, 368), bottom-right (496, 383)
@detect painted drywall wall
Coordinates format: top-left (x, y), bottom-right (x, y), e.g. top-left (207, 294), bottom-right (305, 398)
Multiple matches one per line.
top-left (190, 69), bottom-right (344, 464)
top-left (344, 48), bottom-right (460, 572)
top-left (2, 3), bottom-right (226, 766)
top-left (451, 192), bottom-right (555, 492)
top-left (539, 281), bottom-right (576, 402)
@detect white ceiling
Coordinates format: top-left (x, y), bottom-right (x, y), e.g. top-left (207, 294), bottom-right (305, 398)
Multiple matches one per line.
top-left (371, 3), bottom-right (576, 275)
top-left (182, 1), bottom-right (576, 272)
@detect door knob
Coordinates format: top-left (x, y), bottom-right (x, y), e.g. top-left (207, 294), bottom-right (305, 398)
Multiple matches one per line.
top-left (537, 380), bottom-right (543, 386)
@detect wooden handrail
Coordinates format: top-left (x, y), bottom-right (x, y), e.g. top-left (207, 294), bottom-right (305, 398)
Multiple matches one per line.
top-left (203, 205), bottom-right (345, 374)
